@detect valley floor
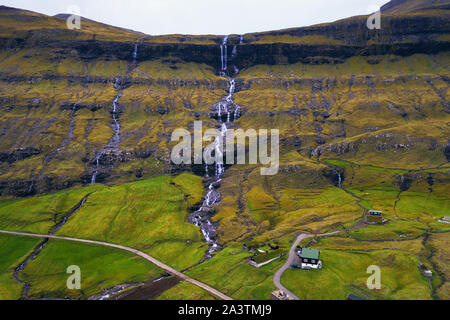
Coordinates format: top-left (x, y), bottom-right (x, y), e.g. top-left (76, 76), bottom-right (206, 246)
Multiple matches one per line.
top-left (0, 163), bottom-right (448, 300)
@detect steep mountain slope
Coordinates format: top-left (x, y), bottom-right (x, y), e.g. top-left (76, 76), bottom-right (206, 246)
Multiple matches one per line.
top-left (381, 0), bottom-right (450, 13)
top-left (0, 5), bottom-right (143, 41)
top-left (0, 2), bottom-right (448, 197)
top-left (0, 0), bottom-right (449, 300)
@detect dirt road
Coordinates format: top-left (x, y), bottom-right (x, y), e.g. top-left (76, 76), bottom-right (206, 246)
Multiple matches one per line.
top-left (273, 231), bottom-right (342, 300)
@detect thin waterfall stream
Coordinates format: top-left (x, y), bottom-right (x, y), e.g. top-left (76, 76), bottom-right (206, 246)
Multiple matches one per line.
top-left (90, 77), bottom-right (123, 184)
top-left (90, 37), bottom-right (144, 185)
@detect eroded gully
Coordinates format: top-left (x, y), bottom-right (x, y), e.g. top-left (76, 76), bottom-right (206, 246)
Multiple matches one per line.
top-left (13, 194), bottom-right (91, 299)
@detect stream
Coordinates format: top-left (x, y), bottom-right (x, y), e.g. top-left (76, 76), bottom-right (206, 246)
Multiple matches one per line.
top-left (90, 38), bottom-right (143, 185)
top-left (188, 35), bottom-right (242, 260)
top-left (13, 194), bottom-right (91, 299)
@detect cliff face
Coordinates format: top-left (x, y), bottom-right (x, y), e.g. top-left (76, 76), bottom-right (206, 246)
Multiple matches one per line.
top-left (0, 2), bottom-right (448, 198)
top-left (1, 4), bottom-right (449, 72)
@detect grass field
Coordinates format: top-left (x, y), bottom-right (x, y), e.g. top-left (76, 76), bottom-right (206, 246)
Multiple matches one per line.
top-left (0, 185), bottom-right (104, 234)
top-left (282, 249), bottom-right (432, 300)
top-left (157, 281), bottom-right (217, 300)
top-left (54, 174), bottom-right (207, 270)
top-left (0, 173), bottom-right (209, 299)
top-left (20, 239), bottom-right (163, 299)
top-left (185, 246), bottom-right (284, 300)
top-left (427, 232), bottom-right (450, 300)
top-left (0, 234), bottom-right (40, 299)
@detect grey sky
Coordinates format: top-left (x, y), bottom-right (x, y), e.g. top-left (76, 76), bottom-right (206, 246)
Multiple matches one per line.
top-left (1, 0), bottom-right (390, 35)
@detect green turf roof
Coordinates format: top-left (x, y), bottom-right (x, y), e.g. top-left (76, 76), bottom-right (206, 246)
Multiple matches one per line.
top-left (301, 248), bottom-right (319, 260)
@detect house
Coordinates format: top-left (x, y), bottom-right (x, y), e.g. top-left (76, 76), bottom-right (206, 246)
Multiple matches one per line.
top-left (419, 264), bottom-right (433, 278)
top-left (422, 270), bottom-right (433, 278)
top-left (297, 248), bottom-right (322, 269)
top-left (366, 210), bottom-right (383, 224)
top-left (271, 290), bottom-right (292, 300)
top-left (250, 249), bottom-right (283, 268)
top-left (439, 216), bottom-right (450, 224)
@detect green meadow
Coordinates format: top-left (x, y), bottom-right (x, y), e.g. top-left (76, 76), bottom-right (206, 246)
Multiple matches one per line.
top-left (0, 173), bottom-right (210, 299)
top-left (158, 281), bottom-right (217, 300)
top-left (185, 246), bottom-right (284, 300)
top-left (21, 239), bottom-right (163, 299)
top-left (54, 173), bottom-right (207, 270)
top-left (0, 234), bottom-right (40, 299)
top-left (282, 249), bottom-right (432, 300)
top-left (0, 185), bottom-right (104, 234)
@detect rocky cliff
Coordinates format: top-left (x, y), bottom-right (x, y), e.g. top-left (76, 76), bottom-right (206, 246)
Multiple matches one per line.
top-left (0, 2), bottom-right (448, 201)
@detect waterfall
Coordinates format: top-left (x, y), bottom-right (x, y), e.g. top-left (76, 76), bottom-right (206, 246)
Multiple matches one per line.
top-left (240, 34), bottom-right (244, 44)
top-left (27, 180), bottom-right (34, 194)
top-left (61, 103), bottom-right (78, 147)
top-left (91, 154), bottom-right (100, 185)
top-left (336, 170), bottom-right (342, 188)
top-left (223, 36), bottom-right (228, 71)
top-left (220, 45), bottom-right (224, 72)
top-left (111, 94), bottom-right (121, 145)
top-left (133, 42), bottom-right (138, 60)
top-left (87, 40), bottom-right (135, 188)
top-left (220, 35), bottom-right (229, 75)
top-left (188, 35), bottom-right (243, 259)
top-left (234, 105), bottom-right (240, 121)
top-left (109, 78), bottom-right (122, 148)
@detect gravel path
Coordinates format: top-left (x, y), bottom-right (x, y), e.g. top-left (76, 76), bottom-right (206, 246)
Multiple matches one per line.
top-left (273, 231), bottom-right (342, 300)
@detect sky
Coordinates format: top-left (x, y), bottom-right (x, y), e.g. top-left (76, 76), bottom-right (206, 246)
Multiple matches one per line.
top-left (1, 0), bottom-right (390, 35)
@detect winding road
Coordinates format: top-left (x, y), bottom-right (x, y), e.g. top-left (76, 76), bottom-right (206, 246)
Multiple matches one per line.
top-left (0, 230), bottom-right (232, 300)
top-left (273, 231), bottom-right (342, 300)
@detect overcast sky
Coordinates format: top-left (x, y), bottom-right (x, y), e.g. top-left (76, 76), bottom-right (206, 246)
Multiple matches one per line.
top-left (1, 0), bottom-right (390, 35)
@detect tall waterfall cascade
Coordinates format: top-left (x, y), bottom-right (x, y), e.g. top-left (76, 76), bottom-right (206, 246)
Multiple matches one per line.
top-left (189, 35), bottom-right (243, 259)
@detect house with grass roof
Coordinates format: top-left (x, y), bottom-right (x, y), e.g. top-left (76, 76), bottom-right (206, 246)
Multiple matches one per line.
top-left (297, 247), bottom-right (322, 270)
top-left (250, 249), bottom-right (283, 268)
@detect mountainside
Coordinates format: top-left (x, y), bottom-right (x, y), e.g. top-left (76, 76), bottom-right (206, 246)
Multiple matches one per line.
top-left (0, 3), bottom-right (448, 197)
top-left (0, 0), bottom-right (449, 300)
top-left (381, 0), bottom-right (450, 13)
